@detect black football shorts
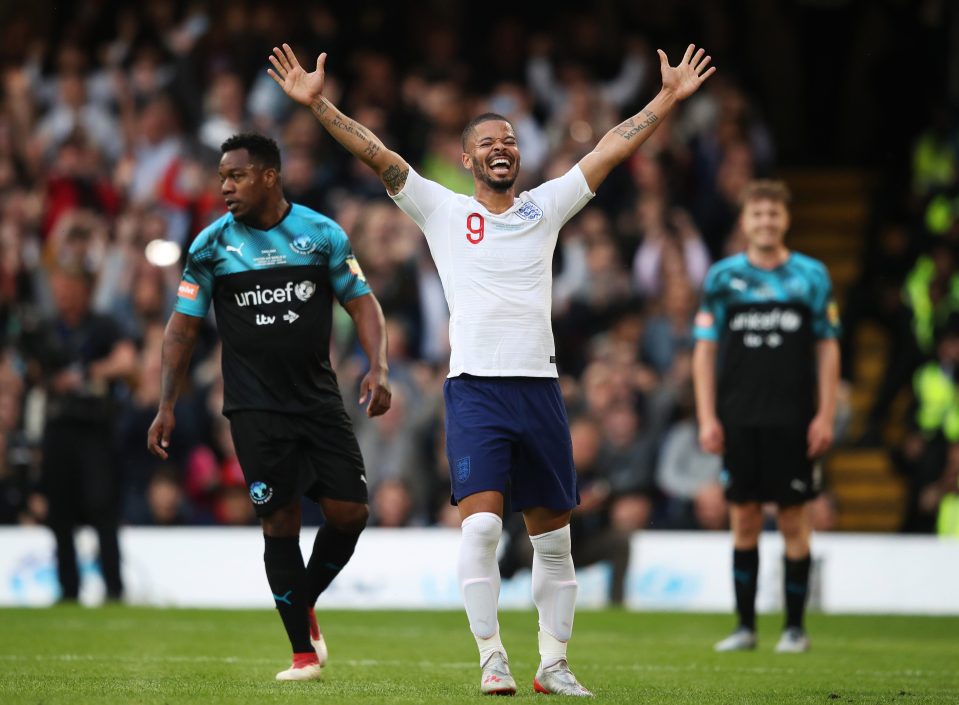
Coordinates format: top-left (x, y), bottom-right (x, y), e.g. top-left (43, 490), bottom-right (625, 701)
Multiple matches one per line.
top-left (228, 406), bottom-right (368, 517)
top-left (721, 425), bottom-right (821, 507)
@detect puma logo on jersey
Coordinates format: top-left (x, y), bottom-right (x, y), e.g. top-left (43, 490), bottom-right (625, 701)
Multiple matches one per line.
top-left (226, 242), bottom-right (245, 256)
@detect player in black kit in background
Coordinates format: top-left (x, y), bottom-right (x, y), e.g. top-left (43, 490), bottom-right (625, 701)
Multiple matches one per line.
top-left (692, 180), bottom-right (840, 654)
top-left (147, 133), bottom-right (391, 681)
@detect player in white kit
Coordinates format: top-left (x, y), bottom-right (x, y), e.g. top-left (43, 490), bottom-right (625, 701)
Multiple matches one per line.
top-left (268, 42), bottom-right (715, 696)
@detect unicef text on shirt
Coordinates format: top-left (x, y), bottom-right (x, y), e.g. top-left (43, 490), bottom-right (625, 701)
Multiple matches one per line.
top-left (728, 308), bottom-right (802, 332)
top-left (233, 281), bottom-right (315, 307)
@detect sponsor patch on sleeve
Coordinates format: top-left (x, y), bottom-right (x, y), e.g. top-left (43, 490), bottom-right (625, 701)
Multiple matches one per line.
top-left (178, 281), bottom-right (200, 301)
top-left (694, 311), bottom-right (715, 329)
top-left (827, 300), bottom-right (840, 326)
top-left (345, 255), bottom-right (367, 283)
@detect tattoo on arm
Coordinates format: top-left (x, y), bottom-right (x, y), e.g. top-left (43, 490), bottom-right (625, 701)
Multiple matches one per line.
top-left (614, 112), bottom-right (659, 141)
top-left (330, 115), bottom-right (370, 141)
top-left (312, 98), bottom-right (383, 161)
top-left (382, 163), bottom-right (409, 193)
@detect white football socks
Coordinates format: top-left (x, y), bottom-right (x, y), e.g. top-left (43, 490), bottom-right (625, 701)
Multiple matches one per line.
top-left (530, 524), bottom-right (578, 669)
top-left (459, 512), bottom-right (505, 665)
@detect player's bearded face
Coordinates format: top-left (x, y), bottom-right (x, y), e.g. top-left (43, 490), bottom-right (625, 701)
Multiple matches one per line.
top-left (468, 123), bottom-right (520, 192)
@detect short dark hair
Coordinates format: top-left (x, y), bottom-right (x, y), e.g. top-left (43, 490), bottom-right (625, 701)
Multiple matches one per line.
top-left (740, 180), bottom-right (792, 208)
top-left (221, 133), bottom-right (281, 171)
top-left (461, 113), bottom-right (514, 151)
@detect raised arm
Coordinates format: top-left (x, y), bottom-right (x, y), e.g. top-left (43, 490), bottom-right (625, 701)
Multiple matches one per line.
top-left (147, 311), bottom-right (203, 459)
top-left (342, 293), bottom-right (391, 418)
top-left (578, 44), bottom-right (715, 193)
top-left (268, 44), bottom-right (411, 195)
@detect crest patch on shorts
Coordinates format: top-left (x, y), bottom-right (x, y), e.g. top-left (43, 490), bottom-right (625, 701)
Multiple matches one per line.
top-left (455, 456), bottom-right (471, 484)
top-left (249, 481), bottom-right (274, 505)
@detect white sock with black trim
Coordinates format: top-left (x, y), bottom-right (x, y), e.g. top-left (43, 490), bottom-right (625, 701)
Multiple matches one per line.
top-left (530, 524), bottom-right (577, 670)
top-left (459, 512), bottom-right (505, 665)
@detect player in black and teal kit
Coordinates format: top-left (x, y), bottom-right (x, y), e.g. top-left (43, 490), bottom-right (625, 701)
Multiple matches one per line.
top-left (692, 180), bottom-right (840, 654)
top-left (148, 134), bottom-right (391, 681)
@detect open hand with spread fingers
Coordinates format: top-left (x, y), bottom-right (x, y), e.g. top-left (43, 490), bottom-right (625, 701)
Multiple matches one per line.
top-left (659, 44), bottom-right (716, 101)
top-left (267, 43), bottom-right (326, 107)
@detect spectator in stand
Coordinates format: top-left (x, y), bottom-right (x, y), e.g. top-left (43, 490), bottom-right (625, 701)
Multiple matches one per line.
top-left (655, 380), bottom-right (726, 529)
top-left (895, 315), bottom-right (959, 533)
top-left (20, 263), bottom-right (137, 602)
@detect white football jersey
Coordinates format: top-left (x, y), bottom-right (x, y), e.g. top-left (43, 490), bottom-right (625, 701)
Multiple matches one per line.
top-left (391, 165), bottom-right (594, 377)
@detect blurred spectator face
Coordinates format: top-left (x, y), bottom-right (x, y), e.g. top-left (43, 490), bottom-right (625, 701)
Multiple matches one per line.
top-left (740, 197), bottom-right (789, 251)
top-left (630, 153), bottom-right (665, 194)
top-left (372, 478), bottom-right (412, 527)
top-left (488, 83), bottom-right (530, 121)
top-left (385, 318), bottom-right (410, 361)
top-left (55, 43), bottom-right (87, 75)
top-left (219, 148), bottom-right (273, 221)
top-left (569, 417), bottom-right (602, 472)
top-left (207, 73), bottom-right (245, 119)
top-left (139, 97), bottom-right (177, 145)
top-left (53, 141), bottom-right (85, 177)
top-left (50, 267), bottom-right (92, 325)
top-left (582, 362), bottom-right (615, 414)
top-left (602, 404), bottom-right (639, 449)
top-left (215, 486), bottom-right (255, 525)
top-left (636, 193), bottom-right (666, 233)
top-left (610, 311), bottom-right (644, 346)
top-left (577, 208), bottom-right (612, 245)
top-left (283, 110), bottom-right (323, 151)
top-left (463, 119), bottom-right (520, 192)
top-left (129, 45), bottom-right (166, 97)
top-left (141, 210), bottom-right (170, 242)
top-left (132, 261), bottom-right (166, 322)
top-left (282, 151), bottom-right (317, 194)
top-left (663, 279), bottom-right (695, 320)
top-left (0, 158), bottom-right (16, 190)
top-left (56, 220), bottom-right (103, 271)
top-left (930, 243), bottom-right (956, 280)
top-left (937, 331), bottom-right (959, 365)
top-left (147, 470), bottom-right (183, 525)
top-left (354, 203), bottom-right (401, 273)
top-left (58, 74), bottom-right (87, 111)
top-left (716, 143), bottom-right (754, 201)
top-left (586, 239), bottom-right (620, 276)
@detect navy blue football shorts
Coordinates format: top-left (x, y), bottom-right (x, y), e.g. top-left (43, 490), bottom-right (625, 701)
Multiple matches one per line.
top-left (443, 374), bottom-right (579, 512)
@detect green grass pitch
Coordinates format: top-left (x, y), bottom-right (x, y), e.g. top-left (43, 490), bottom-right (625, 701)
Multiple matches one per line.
top-left (1, 607), bottom-right (957, 704)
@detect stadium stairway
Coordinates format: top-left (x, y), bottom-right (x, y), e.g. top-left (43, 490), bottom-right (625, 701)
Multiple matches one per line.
top-left (782, 169), bottom-right (906, 531)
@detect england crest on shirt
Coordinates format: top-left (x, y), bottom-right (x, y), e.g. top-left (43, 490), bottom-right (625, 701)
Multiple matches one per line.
top-left (516, 201), bottom-right (544, 221)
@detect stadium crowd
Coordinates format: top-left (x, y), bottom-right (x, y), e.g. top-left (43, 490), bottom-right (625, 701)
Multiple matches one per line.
top-left (0, 1), bottom-right (954, 542)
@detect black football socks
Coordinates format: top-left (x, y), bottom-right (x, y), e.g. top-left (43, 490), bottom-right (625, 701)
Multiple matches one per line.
top-left (733, 547), bottom-right (759, 631)
top-left (784, 554), bottom-right (811, 630)
top-left (263, 535), bottom-right (312, 653)
top-left (305, 523), bottom-right (362, 605)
